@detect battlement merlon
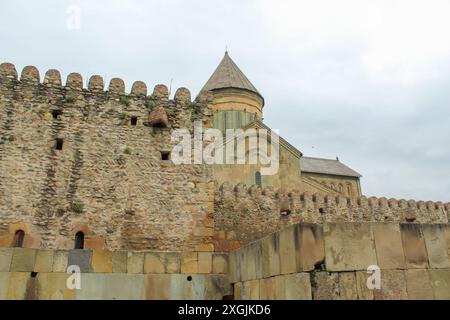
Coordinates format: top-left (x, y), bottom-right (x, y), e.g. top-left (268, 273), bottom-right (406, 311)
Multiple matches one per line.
top-left (0, 62), bottom-right (197, 105)
top-left (216, 182), bottom-right (449, 224)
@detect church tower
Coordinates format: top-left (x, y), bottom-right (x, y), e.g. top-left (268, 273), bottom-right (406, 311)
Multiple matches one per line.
top-left (200, 52), bottom-right (264, 131)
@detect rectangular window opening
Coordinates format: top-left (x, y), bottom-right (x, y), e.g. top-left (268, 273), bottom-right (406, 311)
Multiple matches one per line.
top-left (55, 138), bottom-right (63, 150)
top-left (131, 116), bottom-right (138, 126)
top-left (161, 151), bottom-right (170, 161)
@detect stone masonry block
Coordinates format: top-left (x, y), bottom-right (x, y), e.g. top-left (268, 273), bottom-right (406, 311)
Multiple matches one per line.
top-left (165, 252), bottom-right (181, 273)
top-left (144, 252), bottom-right (165, 274)
top-left (294, 223), bottom-right (325, 272)
top-left (422, 224), bottom-right (450, 268)
top-left (36, 273), bottom-right (76, 300)
top-left (261, 233), bottom-right (280, 278)
top-left (228, 250), bottom-right (240, 283)
top-left (373, 223), bottom-right (406, 269)
top-left (310, 271), bottom-right (340, 300)
top-left (181, 252), bottom-right (198, 274)
top-left (198, 252), bottom-right (212, 274)
top-left (34, 250), bottom-right (54, 273)
top-left (405, 269), bottom-right (433, 300)
top-left (52, 250), bottom-right (68, 272)
top-left (68, 249), bottom-right (92, 273)
top-left (6, 272), bottom-right (30, 300)
top-left (429, 269), bottom-right (450, 300)
top-left (373, 270), bottom-right (407, 300)
top-left (259, 277), bottom-right (276, 300)
top-left (10, 248), bottom-right (37, 272)
top-left (285, 273), bottom-right (312, 300)
top-left (92, 249), bottom-right (113, 273)
top-left (112, 251), bottom-right (128, 273)
top-left (241, 279), bottom-right (260, 300)
top-left (279, 225), bottom-right (297, 275)
top-left (0, 272), bottom-right (11, 299)
top-left (400, 224), bottom-right (429, 269)
top-left (324, 223), bottom-right (377, 271)
top-left (127, 252), bottom-right (144, 274)
top-left (0, 249), bottom-right (13, 272)
top-left (212, 254), bottom-right (228, 274)
top-left (355, 271), bottom-right (374, 300)
top-left (338, 272), bottom-right (358, 300)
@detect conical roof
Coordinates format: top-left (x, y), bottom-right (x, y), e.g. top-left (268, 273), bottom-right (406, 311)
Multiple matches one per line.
top-left (201, 52), bottom-right (263, 100)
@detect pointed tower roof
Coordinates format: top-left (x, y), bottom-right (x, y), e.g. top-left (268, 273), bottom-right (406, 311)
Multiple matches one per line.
top-left (201, 52), bottom-right (263, 101)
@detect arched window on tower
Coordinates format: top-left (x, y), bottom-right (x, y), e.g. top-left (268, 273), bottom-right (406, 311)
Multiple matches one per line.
top-left (13, 230), bottom-right (25, 248)
top-left (255, 171), bottom-right (262, 187)
top-left (74, 231), bottom-right (85, 249)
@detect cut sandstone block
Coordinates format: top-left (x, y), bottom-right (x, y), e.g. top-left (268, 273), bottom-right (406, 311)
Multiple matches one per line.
top-left (144, 252), bottom-right (165, 274)
top-left (0, 272), bottom-right (11, 299)
top-left (279, 225), bottom-right (297, 275)
top-left (52, 250), bottom-right (68, 272)
top-left (400, 224), bottom-right (428, 269)
top-left (68, 249), bottom-right (92, 273)
top-left (212, 254), bottom-right (228, 274)
top-left (259, 277), bottom-right (276, 300)
top-left (355, 271), bottom-right (374, 300)
top-left (0, 249), bottom-right (13, 272)
top-left (373, 223), bottom-right (406, 269)
top-left (405, 269), bottom-right (434, 300)
top-left (422, 224), bottom-right (450, 268)
top-left (429, 269), bottom-right (450, 300)
top-left (112, 251), bottom-right (127, 273)
top-left (6, 272), bottom-right (30, 300)
top-left (34, 250), bottom-right (54, 272)
top-left (181, 252), bottom-right (198, 274)
top-left (324, 223), bottom-right (377, 271)
top-left (285, 273), bottom-right (312, 300)
top-left (311, 272), bottom-right (340, 300)
top-left (261, 233), bottom-right (280, 278)
top-left (228, 250), bottom-right (240, 283)
top-left (198, 252), bottom-right (212, 274)
top-left (92, 249), bottom-right (113, 273)
top-left (127, 252), bottom-right (144, 274)
top-left (36, 273), bottom-right (76, 300)
top-left (373, 270), bottom-right (407, 300)
top-left (10, 248), bottom-right (37, 272)
top-left (294, 223), bottom-right (324, 272)
top-left (338, 272), bottom-right (358, 300)
top-left (241, 279), bottom-right (260, 300)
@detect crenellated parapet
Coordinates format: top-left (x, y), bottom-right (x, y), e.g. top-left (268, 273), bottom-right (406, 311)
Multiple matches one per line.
top-left (214, 182), bottom-right (449, 248)
top-left (0, 62), bottom-right (210, 129)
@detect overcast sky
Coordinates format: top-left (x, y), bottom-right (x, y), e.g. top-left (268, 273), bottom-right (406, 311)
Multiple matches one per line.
top-left (1, 0), bottom-right (449, 201)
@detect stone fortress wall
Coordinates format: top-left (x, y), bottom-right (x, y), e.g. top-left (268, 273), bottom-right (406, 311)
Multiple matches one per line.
top-left (1, 63), bottom-right (449, 300)
top-left (0, 63), bottom-right (215, 252)
top-left (213, 182), bottom-right (449, 250)
top-left (231, 222), bottom-right (450, 300)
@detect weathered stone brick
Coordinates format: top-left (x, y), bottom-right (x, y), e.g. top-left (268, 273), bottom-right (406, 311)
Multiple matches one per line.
top-left (112, 251), bottom-right (127, 273)
top-left (92, 249), bottom-right (113, 273)
top-left (373, 223), bottom-right (406, 269)
top-left (429, 269), bottom-right (450, 300)
top-left (400, 224), bottom-right (429, 269)
top-left (34, 250), bottom-right (54, 273)
top-left (10, 248), bottom-right (37, 272)
top-left (324, 223), bottom-right (377, 271)
top-left (127, 252), bottom-right (144, 274)
top-left (373, 270), bottom-right (407, 300)
top-left (422, 224), bottom-right (450, 268)
top-left (212, 253), bottom-right (228, 274)
top-left (181, 252), bottom-right (198, 274)
top-left (405, 269), bottom-right (433, 299)
top-left (0, 249), bottom-right (13, 272)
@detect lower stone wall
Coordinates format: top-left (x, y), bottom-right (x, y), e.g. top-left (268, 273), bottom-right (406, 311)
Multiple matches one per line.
top-left (230, 222), bottom-right (450, 300)
top-left (0, 248), bottom-right (231, 300)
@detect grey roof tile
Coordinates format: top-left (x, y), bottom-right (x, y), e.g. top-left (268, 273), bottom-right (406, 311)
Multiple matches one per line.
top-left (201, 52), bottom-right (262, 97)
top-left (301, 156), bottom-right (362, 178)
